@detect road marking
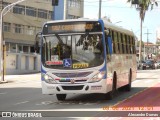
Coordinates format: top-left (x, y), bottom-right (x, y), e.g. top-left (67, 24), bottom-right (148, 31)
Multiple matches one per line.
top-left (0, 92), bottom-right (6, 95)
top-left (36, 101), bottom-right (53, 105)
top-left (14, 101), bottom-right (29, 105)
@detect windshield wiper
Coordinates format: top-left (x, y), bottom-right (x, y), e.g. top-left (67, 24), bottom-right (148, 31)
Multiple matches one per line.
top-left (55, 34), bottom-right (63, 44)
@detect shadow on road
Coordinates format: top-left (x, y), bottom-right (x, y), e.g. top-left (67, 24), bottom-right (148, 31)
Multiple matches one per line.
top-left (49, 86), bottom-right (149, 110)
top-left (0, 86), bottom-right (148, 110)
top-left (0, 85), bottom-right (159, 111)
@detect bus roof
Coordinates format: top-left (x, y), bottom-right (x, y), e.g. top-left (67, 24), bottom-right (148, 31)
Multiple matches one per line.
top-left (45, 18), bottom-right (98, 24)
top-left (102, 19), bottom-right (134, 36)
top-left (44, 19), bottom-right (134, 36)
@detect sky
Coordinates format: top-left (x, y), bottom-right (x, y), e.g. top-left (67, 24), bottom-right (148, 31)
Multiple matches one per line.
top-left (84, 0), bottom-right (160, 44)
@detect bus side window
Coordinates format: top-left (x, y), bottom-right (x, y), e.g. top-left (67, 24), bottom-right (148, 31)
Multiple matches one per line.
top-left (116, 32), bottom-right (120, 54)
top-left (129, 36), bottom-right (132, 54)
top-left (105, 32), bottom-right (112, 61)
top-left (112, 31), bottom-right (116, 54)
top-left (121, 33), bottom-right (124, 54)
top-left (127, 35), bottom-right (131, 54)
top-left (118, 32), bottom-right (123, 54)
top-left (123, 34), bottom-right (127, 54)
top-left (109, 29), bottom-right (113, 54)
top-left (125, 35), bottom-right (128, 54)
top-left (114, 31), bottom-right (118, 54)
top-left (132, 37), bottom-right (136, 54)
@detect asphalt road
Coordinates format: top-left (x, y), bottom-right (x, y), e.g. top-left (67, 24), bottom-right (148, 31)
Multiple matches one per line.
top-left (0, 69), bottom-right (160, 119)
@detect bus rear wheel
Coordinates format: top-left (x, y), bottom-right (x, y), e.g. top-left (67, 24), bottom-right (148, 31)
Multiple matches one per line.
top-left (125, 70), bottom-right (132, 91)
top-left (56, 94), bottom-right (66, 101)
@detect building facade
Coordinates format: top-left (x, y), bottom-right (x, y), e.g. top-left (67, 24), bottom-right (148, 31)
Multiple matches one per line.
top-left (0, 0), bottom-right (53, 74)
top-left (0, 0), bottom-right (84, 75)
top-left (54, 0), bottom-right (84, 20)
top-left (143, 42), bottom-right (158, 60)
top-left (156, 28), bottom-right (160, 55)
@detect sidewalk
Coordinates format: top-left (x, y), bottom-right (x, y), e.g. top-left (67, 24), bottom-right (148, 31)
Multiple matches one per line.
top-left (0, 76), bottom-right (8, 84)
top-left (0, 73), bottom-right (41, 84)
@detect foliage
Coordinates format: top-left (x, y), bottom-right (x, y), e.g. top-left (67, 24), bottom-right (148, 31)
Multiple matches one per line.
top-left (127, 0), bottom-right (158, 21)
top-left (156, 41), bottom-right (160, 45)
top-left (137, 40), bottom-right (144, 47)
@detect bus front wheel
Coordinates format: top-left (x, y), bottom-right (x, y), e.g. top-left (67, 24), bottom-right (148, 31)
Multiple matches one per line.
top-left (106, 73), bottom-right (117, 100)
top-left (56, 94), bottom-right (66, 101)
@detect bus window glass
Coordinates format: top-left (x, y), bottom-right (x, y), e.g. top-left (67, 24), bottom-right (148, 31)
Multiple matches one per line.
top-left (128, 36), bottom-right (131, 54)
top-left (112, 31), bottom-right (116, 54)
top-left (118, 32), bottom-right (122, 54)
top-left (132, 37), bottom-right (136, 54)
top-left (129, 36), bottom-right (131, 54)
top-left (122, 34), bottom-right (126, 54)
top-left (125, 35), bottom-right (129, 54)
top-left (127, 35), bottom-right (131, 54)
top-left (106, 31), bottom-right (112, 60)
top-left (117, 32), bottom-right (120, 54)
top-left (120, 33), bottom-right (124, 54)
top-left (114, 31), bottom-right (119, 54)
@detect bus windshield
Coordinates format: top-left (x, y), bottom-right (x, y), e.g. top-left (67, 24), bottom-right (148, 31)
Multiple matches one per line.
top-left (42, 33), bottom-right (104, 69)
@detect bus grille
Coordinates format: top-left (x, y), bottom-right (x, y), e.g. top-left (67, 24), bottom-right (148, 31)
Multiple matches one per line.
top-left (62, 85), bottom-right (84, 90)
top-left (59, 80), bottom-right (87, 83)
top-left (53, 72), bottom-right (92, 78)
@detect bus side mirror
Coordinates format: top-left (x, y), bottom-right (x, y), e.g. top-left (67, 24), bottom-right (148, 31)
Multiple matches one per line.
top-left (108, 36), bottom-right (113, 55)
top-left (34, 32), bottom-right (41, 53)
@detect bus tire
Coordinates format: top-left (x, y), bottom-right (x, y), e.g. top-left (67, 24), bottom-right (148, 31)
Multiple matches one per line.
top-left (125, 70), bottom-right (132, 91)
top-left (56, 94), bottom-right (66, 101)
top-left (106, 73), bottom-right (117, 100)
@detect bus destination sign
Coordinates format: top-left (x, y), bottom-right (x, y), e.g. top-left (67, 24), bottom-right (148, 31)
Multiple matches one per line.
top-left (43, 21), bottom-right (102, 34)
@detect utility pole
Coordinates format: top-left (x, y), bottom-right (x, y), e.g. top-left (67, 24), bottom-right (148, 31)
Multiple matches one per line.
top-left (0, 0), bottom-right (27, 82)
top-left (99, 0), bottom-right (102, 19)
top-left (144, 29), bottom-right (152, 59)
top-left (139, 18), bottom-right (143, 61)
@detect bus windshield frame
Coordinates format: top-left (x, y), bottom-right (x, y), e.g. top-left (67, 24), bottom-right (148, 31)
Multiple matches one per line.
top-left (41, 21), bottom-right (105, 70)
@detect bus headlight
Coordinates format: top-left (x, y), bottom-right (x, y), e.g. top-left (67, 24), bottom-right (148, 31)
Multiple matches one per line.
top-left (43, 74), bottom-right (57, 84)
top-left (90, 71), bottom-right (105, 82)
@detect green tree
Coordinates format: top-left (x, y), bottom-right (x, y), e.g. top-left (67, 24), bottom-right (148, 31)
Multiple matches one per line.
top-left (137, 40), bottom-right (144, 47)
top-left (127, 0), bottom-right (158, 61)
top-left (156, 41), bottom-right (160, 45)
top-left (128, 0), bottom-right (158, 21)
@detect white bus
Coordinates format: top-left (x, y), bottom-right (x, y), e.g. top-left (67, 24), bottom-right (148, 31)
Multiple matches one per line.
top-left (35, 19), bottom-right (137, 101)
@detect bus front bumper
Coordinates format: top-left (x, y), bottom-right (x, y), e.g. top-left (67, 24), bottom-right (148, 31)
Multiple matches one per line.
top-left (41, 79), bottom-right (109, 95)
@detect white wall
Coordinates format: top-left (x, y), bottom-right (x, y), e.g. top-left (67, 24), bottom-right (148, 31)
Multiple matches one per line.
top-left (29, 56), bottom-right (34, 70)
top-left (21, 55), bottom-right (26, 70)
top-left (6, 54), bottom-right (16, 69)
top-left (5, 53), bottom-right (40, 75)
